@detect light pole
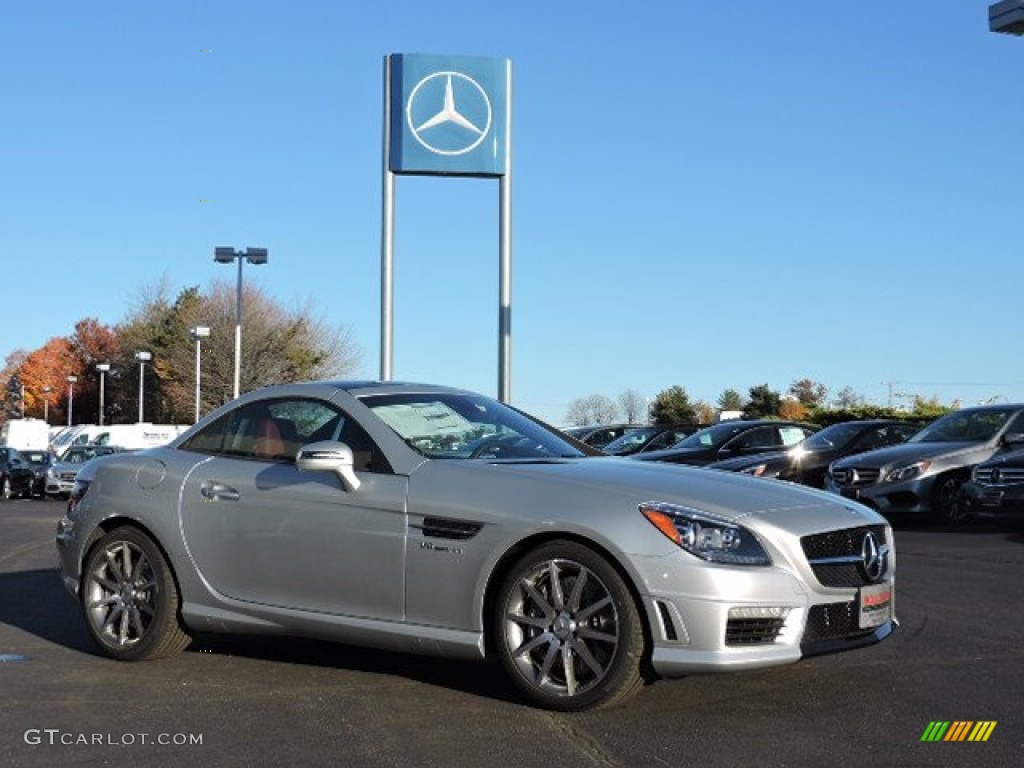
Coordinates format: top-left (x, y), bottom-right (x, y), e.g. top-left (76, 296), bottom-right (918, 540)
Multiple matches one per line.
top-left (135, 351), bottom-right (152, 423)
top-left (95, 363), bottom-right (111, 426)
top-left (190, 326), bottom-right (210, 423)
top-left (214, 246), bottom-right (268, 399)
top-left (66, 376), bottom-right (78, 426)
top-left (42, 386), bottom-right (52, 424)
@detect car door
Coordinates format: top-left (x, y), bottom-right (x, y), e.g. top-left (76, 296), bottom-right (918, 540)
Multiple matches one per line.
top-left (177, 397), bottom-right (409, 620)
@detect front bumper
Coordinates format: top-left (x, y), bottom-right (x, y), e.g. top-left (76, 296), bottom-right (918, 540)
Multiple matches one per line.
top-left (962, 481), bottom-right (1024, 520)
top-left (633, 552), bottom-right (895, 678)
top-left (824, 473), bottom-right (935, 515)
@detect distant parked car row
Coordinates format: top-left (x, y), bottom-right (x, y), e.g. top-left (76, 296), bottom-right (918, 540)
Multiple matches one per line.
top-left (573, 404), bottom-right (1024, 525)
top-left (708, 420), bottom-right (922, 488)
top-left (824, 404), bottom-right (1024, 524)
top-left (631, 420), bottom-right (818, 466)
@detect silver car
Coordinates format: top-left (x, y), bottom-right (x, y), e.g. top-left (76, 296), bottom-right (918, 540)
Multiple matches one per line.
top-left (56, 381), bottom-right (896, 711)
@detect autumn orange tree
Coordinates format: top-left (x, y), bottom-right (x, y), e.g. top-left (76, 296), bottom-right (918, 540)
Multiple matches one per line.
top-left (1, 278), bottom-right (360, 428)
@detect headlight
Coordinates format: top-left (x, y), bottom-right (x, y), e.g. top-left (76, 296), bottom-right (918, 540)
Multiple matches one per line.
top-left (640, 501), bottom-right (772, 565)
top-left (885, 460), bottom-right (931, 483)
top-left (46, 468), bottom-right (56, 479)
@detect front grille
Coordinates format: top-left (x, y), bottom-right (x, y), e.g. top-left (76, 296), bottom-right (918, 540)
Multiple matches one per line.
top-left (802, 525), bottom-right (889, 588)
top-left (59, 472), bottom-right (77, 482)
top-left (725, 617), bottom-right (786, 646)
top-left (974, 466), bottom-right (1024, 486)
top-left (802, 525), bottom-right (887, 560)
top-left (829, 467), bottom-right (880, 488)
top-left (803, 601), bottom-right (875, 643)
top-left (419, 517), bottom-right (482, 540)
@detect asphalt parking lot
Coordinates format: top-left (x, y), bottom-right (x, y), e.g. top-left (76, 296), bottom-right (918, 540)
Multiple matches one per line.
top-left (1, 499), bottom-right (1022, 767)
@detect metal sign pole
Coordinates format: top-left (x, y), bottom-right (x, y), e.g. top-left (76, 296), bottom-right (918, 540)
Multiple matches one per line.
top-left (498, 61), bottom-right (513, 403)
top-left (380, 56), bottom-right (395, 382)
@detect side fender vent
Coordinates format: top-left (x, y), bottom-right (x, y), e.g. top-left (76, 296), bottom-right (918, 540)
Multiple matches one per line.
top-left (419, 517), bottom-right (483, 541)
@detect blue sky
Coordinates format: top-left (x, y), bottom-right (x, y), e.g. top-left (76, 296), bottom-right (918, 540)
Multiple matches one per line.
top-left (2, 1), bottom-right (1022, 425)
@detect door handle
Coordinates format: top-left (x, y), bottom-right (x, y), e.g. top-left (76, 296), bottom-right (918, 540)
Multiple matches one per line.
top-left (200, 481), bottom-right (240, 502)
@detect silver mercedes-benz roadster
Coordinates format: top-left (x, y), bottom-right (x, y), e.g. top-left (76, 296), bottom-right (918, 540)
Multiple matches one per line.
top-left (56, 381), bottom-right (895, 710)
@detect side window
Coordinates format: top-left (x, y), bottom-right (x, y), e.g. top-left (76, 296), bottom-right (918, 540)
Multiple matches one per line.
top-left (851, 428), bottom-right (888, 452)
top-left (728, 427), bottom-right (775, 451)
top-left (778, 427), bottom-right (809, 447)
top-left (179, 398), bottom-right (392, 473)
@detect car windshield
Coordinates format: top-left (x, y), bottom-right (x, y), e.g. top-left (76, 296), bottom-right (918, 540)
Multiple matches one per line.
top-left (909, 408), bottom-right (1018, 443)
top-left (800, 422), bottom-right (865, 451)
top-left (361, 392), bottom-right (588, 460)
top-left (672, 422), bottom-right (751, 450)
top-left (602, 427), bottom-right (658, 453)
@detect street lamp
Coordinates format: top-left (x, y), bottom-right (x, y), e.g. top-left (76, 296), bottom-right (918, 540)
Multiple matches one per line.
top-left (135, 351), bottom-right (152, 423)
top-left (990, 1), bottom-right (1024, 34)
top-left (95, 363), bottom-right (111, 426)
top-left (214, 246), bottom-right (269, 399)
top-left (41, 386), bottom-right (52, 424)
top-left (66, 376), bottom-right (78, 426)
top-left (190, 326), bottom-right (210, 423)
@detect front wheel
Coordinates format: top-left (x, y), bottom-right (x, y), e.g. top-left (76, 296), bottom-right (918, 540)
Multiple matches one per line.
top-left (81, 527), bottom-right (191, 661)
top-left (931, 474), bottom-right (968, 525)
top-left (493, 540), bottom-right (646, 711)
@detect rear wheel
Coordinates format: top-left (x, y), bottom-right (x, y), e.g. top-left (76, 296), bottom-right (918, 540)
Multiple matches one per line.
top-left (81, 527), bottom-right (191, 661)
top-left (931, 473), bottom-right (968, 524)
top-left (494, 540), bottom-right (646, 711)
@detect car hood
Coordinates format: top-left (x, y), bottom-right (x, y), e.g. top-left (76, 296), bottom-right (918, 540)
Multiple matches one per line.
top-left (707, 450), bottom-right (787, 471)
top-left (831, 440), bottom-right (984, 469)
top-left (441, 457), bottom-right (883, 535)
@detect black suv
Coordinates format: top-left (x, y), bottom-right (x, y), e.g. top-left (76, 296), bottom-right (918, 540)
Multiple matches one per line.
top-left (825, 404), bottom-right (1024, 523)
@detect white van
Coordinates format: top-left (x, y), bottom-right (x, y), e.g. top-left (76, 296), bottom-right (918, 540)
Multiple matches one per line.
top-left (91, 424), bottom-right (190, 451)
top-left (0, 418), bottom-right (51, 451)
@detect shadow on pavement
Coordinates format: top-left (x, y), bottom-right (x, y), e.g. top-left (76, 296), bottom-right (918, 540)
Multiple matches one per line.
top-left (0, 568), bottom-right (94, 653)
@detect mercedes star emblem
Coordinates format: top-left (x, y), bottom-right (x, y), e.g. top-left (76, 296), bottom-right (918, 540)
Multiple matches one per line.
top-left (406, 71), bottom-right (492, 156)
top-left (860, 531), bottom-right (886, 582)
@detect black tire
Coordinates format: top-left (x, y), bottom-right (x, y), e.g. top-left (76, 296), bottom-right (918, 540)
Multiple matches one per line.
top-left (81, 527), bottom-right (191, 661)
top-left (493, 540), bottom-right (646, 711)
top-left (931, 473), bottom-right (968, 525)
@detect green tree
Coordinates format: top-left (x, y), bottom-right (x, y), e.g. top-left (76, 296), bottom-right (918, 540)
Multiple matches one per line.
top-left (717, 389), bottom-right (745, 411)
top-left (743, 384), bottom-right (782, 419)
top-left (650, 386), bottom-right (697, 425)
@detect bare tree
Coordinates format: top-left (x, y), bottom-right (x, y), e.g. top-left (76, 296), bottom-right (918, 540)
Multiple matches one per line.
top-left (618, 389), bottom-right (647, 424)
top-left (565, 395), bottom-right (619, 426)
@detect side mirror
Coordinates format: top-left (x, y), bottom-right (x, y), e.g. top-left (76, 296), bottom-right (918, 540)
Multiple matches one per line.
top-left (295, 440), bottom-right (361, 492)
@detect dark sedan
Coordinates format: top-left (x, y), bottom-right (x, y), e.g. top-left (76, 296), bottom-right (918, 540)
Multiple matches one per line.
top-left (631, 420), bottom-right (817, 467)
top-left (563, 424), bottom-right (642, 449)
top-left (961, 443), bottom-right (1024, 522)
top-left (0, 446), bottom-right (35, 500)
top-left (18, 448), bottom-right (53, 497)
top-left (601, 424), bottom-right (705, 456)
top-left (708, 420), bottom-right (922, 488)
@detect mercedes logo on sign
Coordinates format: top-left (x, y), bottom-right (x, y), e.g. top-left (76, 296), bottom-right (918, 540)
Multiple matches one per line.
top-left (406, 71), bottom-right (493, 156)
